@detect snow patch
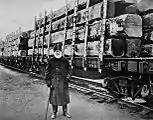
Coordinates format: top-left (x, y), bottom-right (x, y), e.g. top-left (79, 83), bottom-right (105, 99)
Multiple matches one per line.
top-left (121, 97), bottom-right (146, 103)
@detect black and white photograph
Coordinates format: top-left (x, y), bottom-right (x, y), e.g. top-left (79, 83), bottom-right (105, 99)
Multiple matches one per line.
top-left (0, 0), bottom-right (153, 119)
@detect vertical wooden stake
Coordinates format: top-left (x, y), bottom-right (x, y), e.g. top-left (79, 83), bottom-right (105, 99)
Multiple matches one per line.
top-left (42, 10), bottom-right (47, 62)
top-left (48, 9), bottom-right (53, 59)
top-left (37, 12), bottom-right (42, 61)
top-left (98, 0), bottom-right (108, 73)
top-left (71, 0), bottom-right (78, 69)
top-left (83, 0), bottom-right (90, 71)
top-left (32, 16), bottom-right (37, 66)
top-left (63, 0), bottom-right (68, 56)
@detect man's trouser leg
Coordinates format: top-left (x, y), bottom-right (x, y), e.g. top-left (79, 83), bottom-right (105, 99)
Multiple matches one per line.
top-left (52, 105), bottom-right (58, 116)
top-left (51, 105), bottom-right (58, 119)
top-left (62, 104), bottom-right (67, 114)
top-left (63, 104), bottom-right (71, 118)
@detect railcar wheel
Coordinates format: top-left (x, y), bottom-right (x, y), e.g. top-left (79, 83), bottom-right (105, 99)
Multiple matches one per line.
top-left (141, 84), bottom-right (151, 101)
top-left (101, 77), bottom-right (109, 88)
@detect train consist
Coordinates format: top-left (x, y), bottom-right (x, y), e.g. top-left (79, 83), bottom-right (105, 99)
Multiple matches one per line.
top-left (0, 0), bottom-right (153, 101)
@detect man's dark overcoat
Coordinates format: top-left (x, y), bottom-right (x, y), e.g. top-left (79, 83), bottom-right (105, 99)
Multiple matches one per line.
top-left (45, 56), bottom-right (71, 106)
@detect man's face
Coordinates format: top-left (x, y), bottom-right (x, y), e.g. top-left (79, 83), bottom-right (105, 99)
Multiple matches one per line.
top-left (54, 50), bottom-right (62, 58)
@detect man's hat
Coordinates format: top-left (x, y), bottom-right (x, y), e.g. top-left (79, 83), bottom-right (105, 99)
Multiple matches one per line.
top-left (53, 43), bottom-right (62, 52)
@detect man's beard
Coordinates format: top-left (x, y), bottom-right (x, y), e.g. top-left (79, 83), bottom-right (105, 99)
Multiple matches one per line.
top-left (54, 53), bottom-right (62, 58)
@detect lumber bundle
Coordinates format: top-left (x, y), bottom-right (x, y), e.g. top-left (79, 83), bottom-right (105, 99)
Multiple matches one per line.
top-left (63, 41), bottom-right (99, 56)
top-left (143, 13), bottom-right (153, 29)
top-left (28, 39), bottom-right (35, 47)
top-left (137, 0), bottom-right (153, 12)
top-left (36, 0), bottom-right (117, 27)
top-left (38, 48), bottom-right (48, 55)
top-left (142, 13), bottom-right (153, 43)
top-left (52, 21), bottom-right (101, 43)
top-left (51, 14), bottom-right (142, 44)
top-left (141, 44), bottom-right (153, 57)
top-left (31, 0), bottom-right (143, 58)
top-left (126, 38), bottom-right (141, 57)
top-left (49, 0), bottom-right (136, 20)
top-left (107, 14), bottom-right (142, 37)
top-left (142, 31), bottom-right (153, 44)
top-left (51, 0), bottom-right (106, 19)
top-left (105, 14), bottom-right (142, 57)
top-left (28, 49), bottom-right (34, 55)
top-left (104, 38), bottom-right (141, 57)
top-left (52, 2), bottom-right (103, 31)
top-left (18, 50), bottom-right (27, 56)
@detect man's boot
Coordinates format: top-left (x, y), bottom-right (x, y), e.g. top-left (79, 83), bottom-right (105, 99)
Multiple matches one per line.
top-left (63, 104), bottom-right (71, 118)
top-left (52, 105), bottom-right (58, 119)
top-left (51, 112), bottom-right (56, 119)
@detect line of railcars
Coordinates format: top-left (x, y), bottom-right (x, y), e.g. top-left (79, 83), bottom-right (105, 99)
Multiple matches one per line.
top-left (0, 0), bottom-right (153, 101)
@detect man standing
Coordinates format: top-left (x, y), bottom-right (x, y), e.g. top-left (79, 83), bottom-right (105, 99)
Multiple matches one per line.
top-left (45, 43), bottom-right (72, 119)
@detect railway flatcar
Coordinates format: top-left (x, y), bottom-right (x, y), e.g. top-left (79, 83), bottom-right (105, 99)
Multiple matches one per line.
top-left (0, 30), bottom-right (32, 70)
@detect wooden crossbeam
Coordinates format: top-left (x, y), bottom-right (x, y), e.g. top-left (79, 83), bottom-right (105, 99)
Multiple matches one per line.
top-left (98, 0), bottom-right (108, 73)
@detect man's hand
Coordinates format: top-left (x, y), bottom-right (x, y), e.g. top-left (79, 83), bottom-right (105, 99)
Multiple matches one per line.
top-left (46, 80), bottom-right (51, 88)
top-left (66, 74), bottom-right (71, 79)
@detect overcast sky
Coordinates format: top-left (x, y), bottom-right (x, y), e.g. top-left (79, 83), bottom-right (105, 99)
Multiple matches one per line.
top-left (0, 0), bottom-right (70, 39)
top-left (0, 0), bottom-right (141, 39)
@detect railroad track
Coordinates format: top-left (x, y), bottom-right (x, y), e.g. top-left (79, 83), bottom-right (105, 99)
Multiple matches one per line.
top-left (69, 83), bottom-right (153, 114)
top-left (1, 63), bottom-right (153, 115)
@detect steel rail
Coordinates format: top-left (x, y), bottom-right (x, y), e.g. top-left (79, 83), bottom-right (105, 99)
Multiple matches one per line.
top-left (69, 82), bottom-right (153, 112)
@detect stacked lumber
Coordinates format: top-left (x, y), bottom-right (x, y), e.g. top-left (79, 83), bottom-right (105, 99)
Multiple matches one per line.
top-left (52, 2), bottom-right (103, 31)
top-left (105, 14), bottom-right (142, 57)
top-left (63, 41), bottom-right (99, 56)
top-left (51, 13), bottom-right (142, 43)
top-left (18, 50), bottom-right (27, 56)
top-left (52, 21), bottom-right (101, 43)
top-left (140, 8), bottom-right (153, 57)
top-left (31, 0), bottom-right (143, 59)
top-left (107, 14), bottom-right (142, 37)
top-left (39, 48), bottom-right (48, 55)
top-left (28, 49), bottom-right (34, 55)
top-left (141, 44), bottom-right (153, 57)
top-left (137, 0), bottom-right (153, 12)
top-left (36, 0), bottom-right (117, 28)
top-left (143, 13), bottom-right (153, 29)
top-left (28, 39), bottom-right (35, 47)
top-left (126, 38), bottom-right (141, 57)
top-left (142, 13), bottom-right (153, 44)
top-left (12, 51), bottom-right (18, 56)
top-left (48, 0), bottom-right (136, 21)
